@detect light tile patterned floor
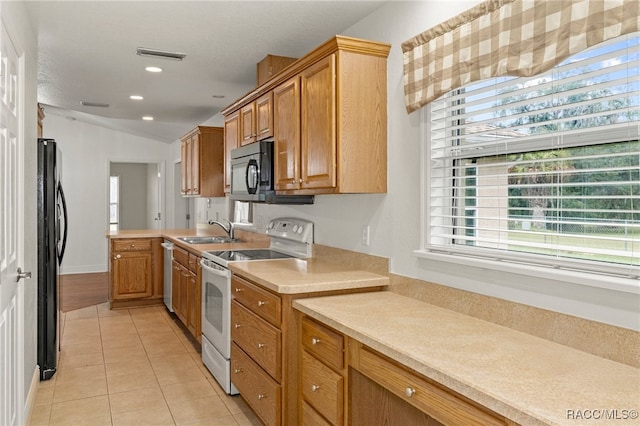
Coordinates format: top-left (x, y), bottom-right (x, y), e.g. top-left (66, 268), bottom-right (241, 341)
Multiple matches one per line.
top-left (29, 303), bottom-right (262, 426)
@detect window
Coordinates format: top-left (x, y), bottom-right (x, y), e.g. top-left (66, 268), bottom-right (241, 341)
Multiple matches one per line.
top-left (424, 33), bottom-right (639, 280)
top-left (109, 175), bottom-right (119, 232)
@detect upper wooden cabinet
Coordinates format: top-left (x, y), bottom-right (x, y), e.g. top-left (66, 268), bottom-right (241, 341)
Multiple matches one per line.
top-left (239, 91), bottom-right (274, 147)
top-left (224, 111), bottom-right (240, 192)
top-left (180, 126), bottom-right (224, 197)
top-left (222, 36), bottom-right (390, 196)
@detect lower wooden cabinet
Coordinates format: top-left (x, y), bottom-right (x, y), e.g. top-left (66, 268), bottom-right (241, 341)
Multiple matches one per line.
top-left (297, 313), bottom-right (517, 426)
top-left (109, 238), bottom-right (163, 309)
top-left (171, 246), bottom-right (201, 341)
top-left (232, 273), bottom-right (383, 426)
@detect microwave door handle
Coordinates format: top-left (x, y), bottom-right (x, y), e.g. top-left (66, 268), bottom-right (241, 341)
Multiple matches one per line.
top-left (246, 159), bottom-right (259, 194)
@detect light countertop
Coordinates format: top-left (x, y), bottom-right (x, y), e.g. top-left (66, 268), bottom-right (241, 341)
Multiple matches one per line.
top-left (229, 258), bottom-right (388, 294)
top-left (294, 292), bottom-right (640, 426)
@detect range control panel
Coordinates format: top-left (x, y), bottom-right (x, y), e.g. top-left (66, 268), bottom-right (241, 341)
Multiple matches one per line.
top-left (266, 217), bottom-right (314, 244)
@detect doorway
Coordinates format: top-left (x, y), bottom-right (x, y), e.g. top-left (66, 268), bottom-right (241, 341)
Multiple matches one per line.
top-left (108, 161), bottom-right (164, 230)
top-left (174, 161), bottom-right (193, 229)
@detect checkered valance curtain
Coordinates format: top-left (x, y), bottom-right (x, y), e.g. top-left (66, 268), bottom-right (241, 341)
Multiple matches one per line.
top-left (402, 0), bottom-right (640, 113)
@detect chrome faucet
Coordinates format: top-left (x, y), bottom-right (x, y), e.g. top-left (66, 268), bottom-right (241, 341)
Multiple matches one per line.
top-left (208, 219), bottom-right (235, 240)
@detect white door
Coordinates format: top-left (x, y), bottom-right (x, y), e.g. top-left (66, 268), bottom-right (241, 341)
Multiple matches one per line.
top-left (0, 19), bottom-right (25, 426)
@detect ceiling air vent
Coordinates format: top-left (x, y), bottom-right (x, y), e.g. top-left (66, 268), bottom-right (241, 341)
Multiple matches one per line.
top-left (81, 101), bottom-right (109, 107)
top-left (136, 47), bottom-right (186, 61)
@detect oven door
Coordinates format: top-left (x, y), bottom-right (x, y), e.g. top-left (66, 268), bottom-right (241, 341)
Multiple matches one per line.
top-left (200, 258), bottom-right (231, 359)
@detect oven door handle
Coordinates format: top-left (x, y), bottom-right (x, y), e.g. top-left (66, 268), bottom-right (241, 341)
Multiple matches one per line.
top-left (200, 259), bottom-right (230, 277)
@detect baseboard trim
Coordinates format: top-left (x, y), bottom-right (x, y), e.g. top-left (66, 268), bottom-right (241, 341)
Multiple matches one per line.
top-left (23, 366), bottom-right (39, 426)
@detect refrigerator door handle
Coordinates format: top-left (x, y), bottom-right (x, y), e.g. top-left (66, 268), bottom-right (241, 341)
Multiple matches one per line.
top-left (57, 182), bottom-right (68, 263)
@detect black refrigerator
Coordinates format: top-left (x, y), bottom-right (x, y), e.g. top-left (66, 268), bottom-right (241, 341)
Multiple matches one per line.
top-left (37, 138), bottom-right (68, 380)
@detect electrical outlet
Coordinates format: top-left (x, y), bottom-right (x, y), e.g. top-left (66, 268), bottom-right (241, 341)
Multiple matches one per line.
top-left (361, 225), bottom-right (370, 246)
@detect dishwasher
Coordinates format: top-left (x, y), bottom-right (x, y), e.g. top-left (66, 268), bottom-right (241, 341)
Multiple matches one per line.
top-left (160, 240), bottom-right (174, 312)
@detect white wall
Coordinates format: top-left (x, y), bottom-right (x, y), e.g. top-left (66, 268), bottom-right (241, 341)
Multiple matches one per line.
top-left (41, 113), bottom-right (172, 273)
top-left (202, 1), bottom-right (639, 330)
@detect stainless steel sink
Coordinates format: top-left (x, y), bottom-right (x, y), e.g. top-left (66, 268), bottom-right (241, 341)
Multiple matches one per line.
top-left (176, 236), bottom-right (238, 244)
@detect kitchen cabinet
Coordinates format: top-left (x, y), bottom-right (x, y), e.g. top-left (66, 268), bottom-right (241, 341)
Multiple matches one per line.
top-left (274, 55), bottom-right (336, 191)
top-left (222, 36), bottom-right (390, 197)
top-left (180, 126), bottom-right (224, 197)
top-left (299, 317), bottom-right (346, 425)
top-left (230, 272), bottom-right (383, 426)
top-left (240, 92), bottom-right (274, 147)
top-left (109, 238), bottom-right (163, 309)
top-left (296, 312), bottom-right (514, 426)
top-left (223, 111), bottom-right (240, 192)
top-left (171, 246), bottom-right (201, 341)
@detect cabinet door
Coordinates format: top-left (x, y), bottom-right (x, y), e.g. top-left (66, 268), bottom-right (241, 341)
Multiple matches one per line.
top-left (240, 102), bottom-right (256, 146)
top-left (224, 111), bottom-right (240, 192)
top-left (186, 270), bottom-right (199, 337)
top-left (112, 251), bottom-right (153, 300)
top-left (273, 76), bottom-right (301, 191)
top-left (185, 137), bottom-right (193, 194)
top-left (180, 140), bottom-right (188, 195)
top-left (172, 260), bottom-right (183, 317)
top-left (256, 92), bottom-right (273, 141)
top-left (301, 54), bottom-right (336, 189)
top-left (191, 133), bottom-right (201, 195)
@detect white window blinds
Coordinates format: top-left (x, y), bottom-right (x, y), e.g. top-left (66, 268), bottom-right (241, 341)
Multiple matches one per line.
top-left (427, 33), bottom-right (639, 279)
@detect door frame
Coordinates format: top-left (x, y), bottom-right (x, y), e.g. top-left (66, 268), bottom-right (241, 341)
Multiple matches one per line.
top-left (106, 159), bottom-right (166, 231)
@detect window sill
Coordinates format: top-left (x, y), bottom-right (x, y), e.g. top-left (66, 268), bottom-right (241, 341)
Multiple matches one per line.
top-left (413, 249), bottom-right (640, 295)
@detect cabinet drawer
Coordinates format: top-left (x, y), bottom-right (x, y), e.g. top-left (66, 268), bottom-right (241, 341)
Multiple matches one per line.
top-left (231, 343), bottom-right (281, 426)
top-left (187, 253), bottom-right (199, 273)
top-left (173, 246), bottom-right (189, 266)
top-left (112, 239), bottom-right (151, 252)
top-left (302, 351), bottom-right (343, 425)
top-left (232, 301), bottom-right (281, 380)
top-left (232, 275), bottom-right (281, 327)
top-left (302, 317), bottom-right (344, 370)
top-left (301, 401), bottom-right (332, 426)
top-left (353, 343), bottom-right (507, 426)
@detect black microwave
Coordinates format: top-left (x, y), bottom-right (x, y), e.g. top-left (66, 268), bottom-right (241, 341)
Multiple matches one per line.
top-left (229, 141), bottom-right (314, 205)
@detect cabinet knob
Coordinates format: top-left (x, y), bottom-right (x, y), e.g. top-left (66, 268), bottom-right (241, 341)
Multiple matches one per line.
top-left (257, 394), bottom-right (267, 400)
top-left (299, 178), bottom-right (304, 184)
top-left (130, 244), bottom-right (135, 247)
top-left (257, 343), bottom-right (265, 349)
top-left (405, 387), bottom-right (416, 397)
top-left (311, 385), bottom-right (320, 392)
top-left (114, 254), bottom-right (121, 259)
top-left (311, 337), bottom-right (321, 345)
top-left (291, 179), bottom-right (296, 185)
top-left (234, 324), bottom-right (242, 329)
top-left (234, 288), bottom-right (243, 292)
top-left (257, 300), bottom-right (266, 307)
top-left (234, 368), bottom-right (243, 374)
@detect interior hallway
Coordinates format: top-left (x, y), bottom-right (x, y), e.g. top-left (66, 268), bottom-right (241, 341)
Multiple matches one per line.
top-left (28, 303), bottom-right (261, 425)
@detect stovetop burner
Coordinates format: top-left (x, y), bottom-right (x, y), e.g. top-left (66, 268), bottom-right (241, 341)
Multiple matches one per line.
top-left (202, 217), bottom-right (313, 267)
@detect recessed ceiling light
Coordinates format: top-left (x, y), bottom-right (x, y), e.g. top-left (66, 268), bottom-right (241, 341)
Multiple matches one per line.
top-left (142, 116), bottom-right (154, 121)
top-left (145, 66), bottom-right (162, 73)
top-left (130, 95), bottom-right (144, 100)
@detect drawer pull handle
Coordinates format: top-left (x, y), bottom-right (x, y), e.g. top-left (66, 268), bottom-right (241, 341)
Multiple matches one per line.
top-left (405, 387), bottom-right (416, 398)
top-left (234, 368), bottom-right (243, 374)
top-left (234, 288), bottom-right (243, 292)
top-left (131, 244), bottom-right (135, 247)
top-left (234, 324), bottom-right (242, 329)
top-left (311, 385), bottom-right (320, 392)
top-left (257, 300), bottom-right (266, 307)
top-left (258, 394), bottom-right (267, 400)
top-left (311, 337), bottom-right (321, 345)
top-left (257, 343), bottom-right (265, 349)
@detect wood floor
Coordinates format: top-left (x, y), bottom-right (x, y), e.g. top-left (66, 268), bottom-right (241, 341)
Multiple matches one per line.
top-left (60, 272), bottom-right (109, 312)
